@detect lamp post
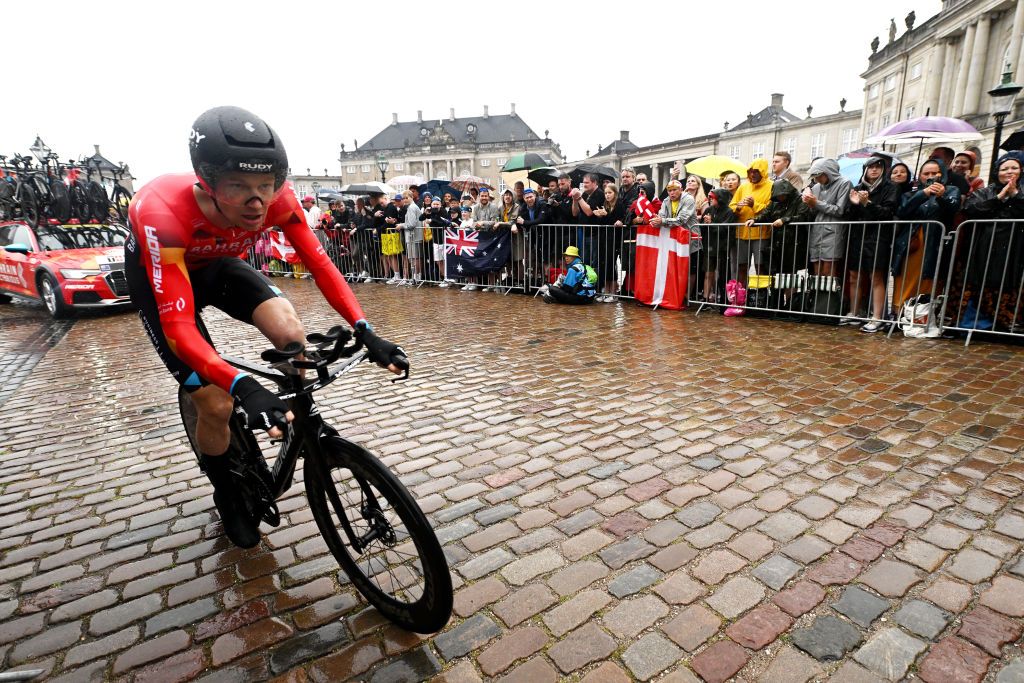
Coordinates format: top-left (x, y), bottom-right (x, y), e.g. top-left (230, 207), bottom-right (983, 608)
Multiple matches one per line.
top-left (311, 181), bottom-right (321, 202)
top-left (987, 70), bottom-right (1023, 181)
top-left (29, 136), bottom-right (51, 165)
top-left (376, 154), bottom-right (389, 184)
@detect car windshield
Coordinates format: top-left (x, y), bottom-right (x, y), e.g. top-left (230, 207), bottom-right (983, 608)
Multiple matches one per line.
top-left (35, 224), bottom-right (129, 252)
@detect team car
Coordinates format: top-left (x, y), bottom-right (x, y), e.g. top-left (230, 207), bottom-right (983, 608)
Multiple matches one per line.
top-left (0, 220), bottom-right (132, 318)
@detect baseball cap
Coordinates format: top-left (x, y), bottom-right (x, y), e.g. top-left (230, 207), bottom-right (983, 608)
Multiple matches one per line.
top-left (523, 188), bottom-right (536, 195)
top-left (302, 195), bottom-right (315, 202)
top-left (394, 193), bottom-right (403, 200)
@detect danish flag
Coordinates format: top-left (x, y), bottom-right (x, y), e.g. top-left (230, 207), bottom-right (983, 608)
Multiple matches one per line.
top-left (444, 228), bottom-right (479, 257)
top-left (636, 195), bottom-right (656, 222)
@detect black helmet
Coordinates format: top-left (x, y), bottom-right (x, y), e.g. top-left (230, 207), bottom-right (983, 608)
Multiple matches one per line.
top-left (189, 106), bottom-right (288, 193)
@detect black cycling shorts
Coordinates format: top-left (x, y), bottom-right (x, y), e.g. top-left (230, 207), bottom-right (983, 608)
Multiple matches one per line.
top-left (125, 254), bottom-right (282, 392)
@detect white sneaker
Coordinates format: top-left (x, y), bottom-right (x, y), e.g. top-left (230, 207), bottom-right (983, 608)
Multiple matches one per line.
top-left (362, 277), bottom-right (373, 283)
top-left (437, 281), bottom-right (450, 288)
top-left (385, 275), bottom-right (398, 284)
top-left (481, 286), bottom-right (494, 292)
top-left (358, 270), bottom-right (370, 279)
top-left (401, 279), bottom-right (414, 287)
top-left (462, 284), bottom-right (477, 292)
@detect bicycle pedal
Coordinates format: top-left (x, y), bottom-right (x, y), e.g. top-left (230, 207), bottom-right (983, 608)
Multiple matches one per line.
top-left (261, 500), bottom-right (281, 527)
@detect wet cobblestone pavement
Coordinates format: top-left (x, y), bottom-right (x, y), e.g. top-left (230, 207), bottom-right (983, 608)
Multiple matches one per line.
top-left (1, 280), bottom-right (1023, 682)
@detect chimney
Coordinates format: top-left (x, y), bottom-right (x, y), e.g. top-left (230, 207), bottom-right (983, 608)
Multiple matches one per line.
top-left (771, 93), bottom-right (784, 107)
top-left (93, 144), bottom-right (101, 156)
top-left (483, 105), bottom-right (489, 119)
top-left (391, 113), bottom-right (398, 126)
top-left (510, 102), bottom-right (517, 116)
top-left (416, 110), bottom-right (423, 123)
top-left (619, 130), bottom-right (630, 143)
top-left (449, 107), bottom-right (456, 121)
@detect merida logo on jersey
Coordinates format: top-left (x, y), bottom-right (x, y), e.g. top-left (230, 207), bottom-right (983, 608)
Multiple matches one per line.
top-left (144, 225), bottom-right (163, 293)
top-left (238, 162), bottom-right (274, 172)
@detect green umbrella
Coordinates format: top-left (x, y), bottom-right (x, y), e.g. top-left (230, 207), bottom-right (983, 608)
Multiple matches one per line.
top-left (501, 152), bottom-right (549, 173)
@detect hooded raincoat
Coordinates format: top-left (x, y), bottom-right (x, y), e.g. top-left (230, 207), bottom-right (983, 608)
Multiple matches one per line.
top-left (894, 158), bottom-right (960, 279)
top-left (757, 180), bottom-right (807, 274)
top-left (703, 188), bottom-right (735, 271)
top-left (845, 155), bottom-right (900, 273)
top-left (805, 158), bottom-right (853, 262)
top-left (730, 159), bottom-right (773, 239)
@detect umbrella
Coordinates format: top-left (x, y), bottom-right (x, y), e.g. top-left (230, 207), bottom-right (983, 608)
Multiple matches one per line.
top-left (448, 174), bottom-right (494, 192)
top-left (417, 179), bottom-right (461, 201)
top-left (501, 152), bottom-right (548, 173)
top-left (387, 174), bottom-right (425, 188)
top-left (569, 163), bottom-right (618, 185)
top-left (684, 155), bottom-right (748, 178)
top-left (1001, 127), bottom-right (1024, 151)
top-left (837, 149), bottom-right (903, 182)
top-left (863, 116), bottom-right (982, 146)
top-left (527, 167), bottom-right (568, 187)
top-left (316, 189), bottom-right (344, 203)
top-left (340, 181), bottom-right (396, 196)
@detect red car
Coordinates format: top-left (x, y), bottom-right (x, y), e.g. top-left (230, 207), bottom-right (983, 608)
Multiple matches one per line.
top-left (0, 220), bottom-right (132, 318)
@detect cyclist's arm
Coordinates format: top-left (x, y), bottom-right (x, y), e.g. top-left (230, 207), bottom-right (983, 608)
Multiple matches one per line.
top-left (135, 217), bottom-right (243, 392)
top-left (275, 196), bottom-right (367, 327)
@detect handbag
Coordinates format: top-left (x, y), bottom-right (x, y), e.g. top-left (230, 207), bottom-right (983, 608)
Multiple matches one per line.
top-left (381, 231), bottom-right (403, 256)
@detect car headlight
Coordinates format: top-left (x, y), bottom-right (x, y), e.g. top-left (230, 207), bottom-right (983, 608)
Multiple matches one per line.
top-left (60, 269), bottom-right (103, 279)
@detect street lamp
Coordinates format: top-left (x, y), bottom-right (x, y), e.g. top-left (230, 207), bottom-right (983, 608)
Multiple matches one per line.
top-left (311, 181), bottom-right (321, 200)
top-left (987, 70), bottom-right (1023, 181)
top-left (376, 154), bottom-right (389, 183)
top-left (29, 136), bottom-right (51, 164)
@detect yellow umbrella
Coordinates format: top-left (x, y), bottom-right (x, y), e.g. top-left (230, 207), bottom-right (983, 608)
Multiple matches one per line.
top-left (685, 155), bottom-right (749, 178)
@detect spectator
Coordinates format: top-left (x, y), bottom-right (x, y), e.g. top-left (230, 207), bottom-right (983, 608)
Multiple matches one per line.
top-left (893, 158), bottom-right (960, 306)
top-left (402, 190), bottom-right (423, 284)
top-left (423, 197), bottom-right (454, 287)
top-left (408, 185), bottom-right (421, 207)
top-left (769, 151), bottom-right (805, 191)
top-left (720, 171), bottom-right (741, 193)
top-left (573, 173), bottom-right (605, 272)
top-left (754, 180), bottom-right (805, 308)
top-left (956, 152), bottom-right (1024, 331)
top-left (515, 188), bottom-right (549, 288)
top-left (701, 188), bottom-right (737, 303)
top-left (513, 181), bottom-right (526, 207)
top-left (469, 187), bottom-right (479, 203)
top-left (469, 188), bottom-right (500, 291)
top-left (381, 193), bottom-right (405, 283)
top-left (495, 189), bottom-right (521, 286)
top-left (684, 174), bottom-right (708, 216)
top-left (619, 168), bottom-right (640, 215)
top-left (730, 159), bottom-right (774, 280)
top-left (844, 155), bottom-right (900, 332)
top-left (301, 195), bottom-right (322, 229)
top-left (636, 172), bottom-right (648, 184)
top-left (930, 147), bottom-right (970, 198)
top-left (951, 151), bottom-right (985, 194)
top-left (441, 192), bottom-right (454, 206)
top-left (802, 158), bottom-right (852, 278)
top-left (541, 246), bottom-right (596, 304)
top-left (652, 179), bottom-right (699, 298)
top-left (592, 183), bottom-right (627, 301)
top-left (890, 163), bottom-right (912, 194)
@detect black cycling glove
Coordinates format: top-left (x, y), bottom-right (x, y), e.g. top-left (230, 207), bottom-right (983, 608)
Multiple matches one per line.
top-left (355, 324), bottom-right (409, 372)
top-left (231, 376), bottom-right (289, 432)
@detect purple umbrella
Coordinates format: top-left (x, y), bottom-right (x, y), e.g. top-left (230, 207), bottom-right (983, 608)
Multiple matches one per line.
top-left (864, 116), bottom-right (982, 146)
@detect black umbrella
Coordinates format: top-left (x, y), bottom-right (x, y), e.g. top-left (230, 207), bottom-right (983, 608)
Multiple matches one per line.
top-left (569, 163), bottom-right (619, 185)
top-left (316, 190), bottom-right (344, 203)
top-left (527, 167), bottom-right (568, 187)
top-left (1001, 127), bottom-right (1024, 152)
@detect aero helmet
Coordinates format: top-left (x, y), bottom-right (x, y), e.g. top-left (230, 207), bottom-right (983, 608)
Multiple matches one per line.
top-left (189, 106), bottom-right (289, 194)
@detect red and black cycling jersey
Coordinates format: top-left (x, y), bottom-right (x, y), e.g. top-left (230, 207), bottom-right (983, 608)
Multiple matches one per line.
top-left (128, 173), bottom-right (366, 392)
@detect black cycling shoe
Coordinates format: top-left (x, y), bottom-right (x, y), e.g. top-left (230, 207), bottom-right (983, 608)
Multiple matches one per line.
top-left (201, 452), bottom-right (261, 549)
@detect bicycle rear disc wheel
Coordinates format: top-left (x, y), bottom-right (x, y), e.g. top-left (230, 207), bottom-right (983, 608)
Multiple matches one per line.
top-left (20, 184), bottom-right (39, 228)
top-left (87, 181), bottom-right (109, 222)
top-left (49, 179), bottom-right (71, 223)
top-left (304, 436), bottom-right (452, 633)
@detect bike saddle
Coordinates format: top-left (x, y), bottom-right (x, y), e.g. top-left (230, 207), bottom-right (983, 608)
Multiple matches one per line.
top-left (261, 341), bottom-right (304, 363)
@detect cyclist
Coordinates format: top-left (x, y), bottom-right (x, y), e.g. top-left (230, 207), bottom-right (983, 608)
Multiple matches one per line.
top-left (125, 106), bottom-right (407, 548)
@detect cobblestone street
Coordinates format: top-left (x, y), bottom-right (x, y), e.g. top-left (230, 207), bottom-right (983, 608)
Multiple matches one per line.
top-left (2, 279), bottom-right (1024, 682)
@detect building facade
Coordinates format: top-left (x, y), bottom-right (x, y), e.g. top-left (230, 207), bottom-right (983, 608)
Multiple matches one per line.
top-left (338, 105), bottom-right (563, 192)
top-left (861, 0), bottom-right (1024, 173)
top-left (286, 170), bottom-right (342, 201)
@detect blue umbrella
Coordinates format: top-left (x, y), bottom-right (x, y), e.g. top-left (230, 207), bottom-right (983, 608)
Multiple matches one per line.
top-left (838, 157), bottom-right (866, 183)
top-left (417, 179), bottom-right (461, 201)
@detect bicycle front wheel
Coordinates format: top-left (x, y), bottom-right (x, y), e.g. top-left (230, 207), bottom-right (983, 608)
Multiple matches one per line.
top-left (304, 435), bottom-right (452, 633)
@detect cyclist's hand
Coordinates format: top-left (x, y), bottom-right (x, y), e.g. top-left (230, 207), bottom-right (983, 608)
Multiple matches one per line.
top-left (355, 325), bottom-right (409, 376)
top-left (231, 376), bottom-right (293, 436)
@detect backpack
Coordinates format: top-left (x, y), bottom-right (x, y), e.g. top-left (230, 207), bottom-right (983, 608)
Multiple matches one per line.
top-left (795, 275), bottom-right (842, 325)
top-left (899, 294), bottom-right (942, 338)
top-left (583, 264), bottom-right (599, 287)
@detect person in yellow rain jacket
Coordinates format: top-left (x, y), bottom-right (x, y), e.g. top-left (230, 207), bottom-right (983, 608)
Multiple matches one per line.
top-left (729, 158), bottom-right (774, 279)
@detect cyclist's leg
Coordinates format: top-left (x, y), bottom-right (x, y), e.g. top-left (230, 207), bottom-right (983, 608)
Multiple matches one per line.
top-left (204, 257), bottom-right (306, 350)
top-left (187, 385), bottom-right (234, 456)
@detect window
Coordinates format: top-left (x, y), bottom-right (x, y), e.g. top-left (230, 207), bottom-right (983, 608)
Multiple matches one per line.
top-left (841, 129), bottom-right (858, 154)
top-left (904, 105), bottom-right (916, 120)
top-left (783, 137), bottom-right (797, 156)
top-left (728, 144), bottom-right (741, 160)
top-left (881, 113), bottom-right (891, 128)
top-left (810, 133), bottom-right (825, 160)
top-left (869, 83), bottom-right (879, 99)
top-left (751, 142), bottom-right (765, 160)
top-left (866, 121), bottom-right (876, 137)
top-left (910, 62), bottom-right (923, 80)
top-left (496, 157), bottom-right (507, 165)
top-left (393, 162), bottom-right (404, 171)
top-left (884, 74), bottom-right (897, 92)
top-left (360, 164), bottom-right (370, 173)
top-left (346, 165), bottom-right (356, 174)
top-left (480, 159), bottom-right (491, 167)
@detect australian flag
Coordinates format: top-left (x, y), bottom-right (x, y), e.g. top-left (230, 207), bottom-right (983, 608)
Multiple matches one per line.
top-left (445, 227), bottom-right (511, 276)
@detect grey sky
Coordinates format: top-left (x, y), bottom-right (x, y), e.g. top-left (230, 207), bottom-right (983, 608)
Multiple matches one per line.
top-left (4, 1), bottom-right (940, 186)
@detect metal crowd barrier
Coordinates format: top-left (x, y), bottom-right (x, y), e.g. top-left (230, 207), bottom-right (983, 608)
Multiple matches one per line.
top-left (522, 223), bottom-right (639, 301)
top-left (939, 218), bottom-right (1024, 346)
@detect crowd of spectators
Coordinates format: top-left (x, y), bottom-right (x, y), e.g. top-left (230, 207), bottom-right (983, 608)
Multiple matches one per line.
top-left (254, 146), bottom-right (1024, 332)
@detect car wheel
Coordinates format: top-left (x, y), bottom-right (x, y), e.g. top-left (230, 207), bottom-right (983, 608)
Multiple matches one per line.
top-left (38, 272), bottom-right (72, 319)
top-left (0, 292), bottom-right (11, 304)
